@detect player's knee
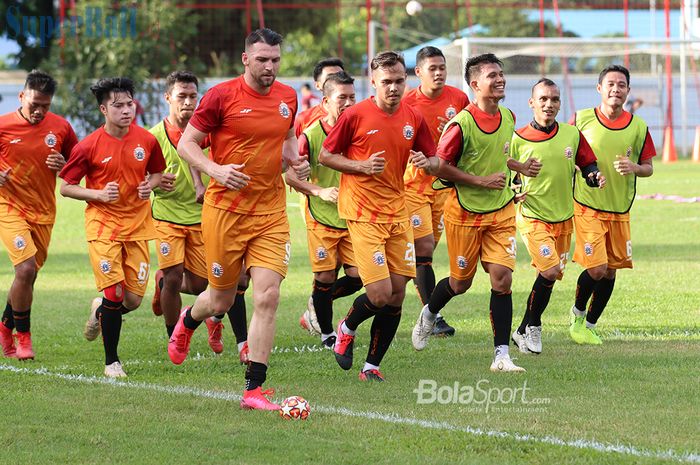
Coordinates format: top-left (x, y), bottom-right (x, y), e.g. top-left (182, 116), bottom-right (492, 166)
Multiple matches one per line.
top-left (414, 236), bottom-right (435, 257)
top-left (162, 266), bottom-right (184, 290)
top-left (237, 271), bottom-right (250, 289)
top-left (604, 268), bottom-right (616, 280)
top-left (492, 274), bottom-right (512, 293)
top-left (14, 259), bottom-right (38, 283)
top-left (315, 270), bottom-right (336, 283)
top-left (541, 267), bottom-right (560, 282)
top-left (587, 264), bottom-right (608, 281)
top-left (103, 282), bottom-right (125, 303)
top-left (450, 278), bottom-right (471, 294)
top-left (254, 285), bottom-right (280, 311)
top-left (366, 288), bottom-right (390, 308)
top-left (124, 292), bottom-right (142, 310)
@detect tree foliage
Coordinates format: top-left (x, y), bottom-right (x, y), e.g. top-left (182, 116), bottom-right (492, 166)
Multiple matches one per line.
top-left (0, 0), bottom-right (54, 69)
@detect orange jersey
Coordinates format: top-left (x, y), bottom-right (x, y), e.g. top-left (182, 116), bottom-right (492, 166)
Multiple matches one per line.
top-left (294, 104), bottom-right (326, 138)
top-left (59, 126), bottom-right (166, 241)
top-left (189, 76), bottom-right (297, 215)
top-left (0, 110), bottom-right (78, 224)
top-left (323, 97), bottom-right (436, 223)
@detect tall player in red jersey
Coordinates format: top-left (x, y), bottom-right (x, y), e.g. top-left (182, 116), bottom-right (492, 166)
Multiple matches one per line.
top-left (403, 46), bottom-right (469, 337)
top-left (0, 70), bottom-right (78, 360)
top-left (320, 51), bottom-right (436, 381)
top-left (60, 78), bottom-right (166, 377)
top-left (173, 29), bottom-right (310, 410)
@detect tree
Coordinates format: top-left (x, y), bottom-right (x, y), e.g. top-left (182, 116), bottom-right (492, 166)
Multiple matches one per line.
top-left (40, 0), bottom-right (205, 136)
top-left (0, 0), bottom-right (54, 70)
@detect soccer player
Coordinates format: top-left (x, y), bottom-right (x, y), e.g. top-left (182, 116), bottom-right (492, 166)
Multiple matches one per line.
top-left (410, 53), bottom-right (525, 373)
top-left (149, 71), bottom-right (249, 362)
top-left (508, 78), bottom-right (605, 354)
top-left (59, 77), bottom-right (166, 378)
top-left (285, 71), bottom-right (362, 349)
top-left (294, 57), bottom-right (345, 138)
top-left (0, 70), bottom-right (78, 360)
top-left (172, 29), bottom-right (310, 410)
top-left (320, 51), bottom-right (436, 382)
top-left (403, 46), bottom-right (469, 337)
top-left (568, 65), bottom-right (655, 344)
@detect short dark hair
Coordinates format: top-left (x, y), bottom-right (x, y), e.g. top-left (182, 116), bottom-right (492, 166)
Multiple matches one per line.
top-left (464, 53), bottom-right (503, 83)
top-left (416, 46), bottom-right (445, 68)
top-left (531, 77), bottom-right (558, 95)
top-left (313, 57), bottom-right (345, 82)
top-left (90, 77), bottom-right (135, 105)
top-left (165, 71), bottom-right (199, 94)
top-left (245, 28), bottom-right (283, 50)
top-left (598, 64), bottom-right (630, 86)
top-left (24, 70), bottom-right (57, 96)
top-left (322, 71), bottom-right (355, 97)
top-left (370, 51), bottom-right (406, 72)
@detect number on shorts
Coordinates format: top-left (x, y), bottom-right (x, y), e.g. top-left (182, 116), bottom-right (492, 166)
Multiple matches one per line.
top-left (405, 242), bottom-right (416, 264)
top-left (559, 252), bottom-right (569, 271)
top-left (506, 236), bottom-right (517, 258)
top-left (626, 240), bottom-right (632, 258)
top-left (137, 262), bottom-right (150, 282)
top-left (283, 242), bottom-right (291, 265)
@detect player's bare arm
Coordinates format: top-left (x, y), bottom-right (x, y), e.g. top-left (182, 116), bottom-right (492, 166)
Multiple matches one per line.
top-left (189, 165), bottom-right (206, 203)
top-left (45, 149), bottom-right (67, 172)
top-left (507, 156), bottom-right (542, 177)
top-left (434, 158), bottom-right (506, 190)
top-left (178, 124), bottom-right (250, 190)
top-left (158, 172), bottom-right (176, 192)
top-left (282, 129), bottom-right (311, 179)
top-left (0, 167), bottom-right (11, 187)
top-left (319, 147), bottom-right (386, 175)
top-left (139, 173), bottom-right (163, 200)
top-left (614, 155), bottom-right (653, 177)
top-left (284, 167), bottom-right (338, 203)
top-left (409, 150), bottom-right (438, 175)
top-left (60, 179), bottom-right (119, 203)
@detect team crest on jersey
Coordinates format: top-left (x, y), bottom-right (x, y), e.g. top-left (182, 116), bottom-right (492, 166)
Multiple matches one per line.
top-left (445, 106), bottom-right (457, 119)
top-left (456, 255), bottom-right (467, 270)
top-left (372, 251), bottom-right (386, 266)
top-left (44, 132), bottom-right (57, 148)
top-left (564, 147), bottom-right (573, 159)
top-left (584, 243), bottom-right (593, 256)
top-left (13, 235), bottom-right (26, 250)
top-left (99, 259), bottom-right (111, 274)
top-left (410, 214), bottom-right (422, 228)
top-left (211, 262), bottom-right (224, 278)
top-left (403, 124), bottom-right (415, 140)
top-left (160, 242), bottom-right (171, 257)
top-left (279, 102), bottom-right (291, 118)
top-left (134, 145), bottom-right (146, 161)
top-left (539, 244), bottom-right (552, 258)
top-left (316, 246), bottom-right (328, 261)
top-left (503, 141), bottom-right (510, 155)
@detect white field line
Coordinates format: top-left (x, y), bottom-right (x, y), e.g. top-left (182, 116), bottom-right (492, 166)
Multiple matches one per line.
top-left (1, 364), bottom-right (698, 464)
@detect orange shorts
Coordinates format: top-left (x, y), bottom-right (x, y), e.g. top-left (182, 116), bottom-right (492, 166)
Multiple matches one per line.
top-left (445, 212), bottom-right (517, 282)
top-left (347, 220), bottom-right (415, 285)
top-left (0, 214), bottom-right (53, 268)
top-left (306, 218), bottom-right (355, 273)
top-left (87, 239), bottom-right (151, 296)
top-left (405, 189), bottom-right (448, 243)
top-left (573, 214), bottom-right (632, 270)
top-left (517, 213), bottom-right (573, 279)
top-left (202, 204), bottom-right (290, 289)
top-left (154, 220), bottom-right (207, 279)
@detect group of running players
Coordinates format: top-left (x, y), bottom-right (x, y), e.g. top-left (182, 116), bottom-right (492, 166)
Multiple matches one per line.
top-left (0, 28), bottom-right (654, 410)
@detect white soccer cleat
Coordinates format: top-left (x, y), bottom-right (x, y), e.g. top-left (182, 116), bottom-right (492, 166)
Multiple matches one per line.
top-left (511, 330), bottom-right (531, 354)
top-left (411, 305), bottom-right (435, 351)
top-left (490, 353), bottom-right (526, 373)
top-left (525, 325), bottom-right (542, 354)
top-left (299, 296), bottom-right (321, 336)
top-left (104, 361), bottom-right (127, 378)
top-left (84, 297), bottom-right (102, 342)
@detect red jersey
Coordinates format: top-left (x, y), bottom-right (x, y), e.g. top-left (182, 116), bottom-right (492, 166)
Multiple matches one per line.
top-left (189, 76), bottom-right (297, 215)
top-left (323, 97), bottom-right (436, 223)
top-left (294, 104), bottom-right (326, 139)
top-left (59, 126), bottom-right (166, 241)
top-left (0, 110), bottom-right (78, 224)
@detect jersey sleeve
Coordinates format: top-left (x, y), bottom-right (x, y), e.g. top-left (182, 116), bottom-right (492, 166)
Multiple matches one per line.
top-left (575, 131), bottom-right (597, 168)
top-left (436, 124), bottom-right (463, 164)
top-left (189, 87), bottom-right (222, 134)
top-left (322, 111), bottom-right (355, 154)
top-left (147, 139), bottom-right (166, 174)
top-left (412, 116), bottom-right (437, 156)
top-left (294, 112), bottom-right (307, 139)
top-left (59, 143), bottom-right (90, 185)
top-left (61, 124), bottom-right (79, 160)
top-left (298, 133), bottom-right (310, 158)
top-left (640, 129), bottom-right (656, 160)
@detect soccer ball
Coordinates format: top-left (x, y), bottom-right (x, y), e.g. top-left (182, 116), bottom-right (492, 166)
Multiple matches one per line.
top-left (406, 0), bottom-right (423, 16)
top-left (279, 396), bottom-right (311, 420)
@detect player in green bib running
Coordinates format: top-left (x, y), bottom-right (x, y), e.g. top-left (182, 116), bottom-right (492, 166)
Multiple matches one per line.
top-left (285, 71), bottom-right (362, 349)
top-left (508, 78), bottom-right (605, 355)
top-left (410, 54), bottom-right (524, 373)
top-left (150, 71), bottom-right (250, 362)
top-left (568, 65), bottom-right (656, 345)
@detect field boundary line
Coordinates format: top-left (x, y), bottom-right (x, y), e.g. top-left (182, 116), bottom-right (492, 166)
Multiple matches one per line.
top-left (1, 364), bottom-right (698, 464)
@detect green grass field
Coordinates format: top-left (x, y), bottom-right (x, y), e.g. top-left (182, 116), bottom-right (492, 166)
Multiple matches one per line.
top-left (1, 162), bottom-right (698, 465)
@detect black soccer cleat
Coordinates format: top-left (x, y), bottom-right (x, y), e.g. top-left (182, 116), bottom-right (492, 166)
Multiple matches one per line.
top-left (431, 316), bottom-right (456, 337)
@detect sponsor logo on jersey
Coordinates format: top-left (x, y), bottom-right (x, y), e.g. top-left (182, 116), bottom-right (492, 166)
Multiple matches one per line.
top-left (366, 129), bottom-right (379, 135)
top-left (99, 259), bottom-right (111, 274)
top-left (240, 108), bottom-right (252, 114)
top-left (211, 262), bottom-right (224, 278)
top-left (160, 242), bottom-right (171, 257)
top-left (565, 147), bottom-right (573, 159)
top-left (134, 145), bottom-right (146, 161)
top-left (445, 106), bottom-right (457, 119)
top-left (13, 235), bottom-right (26, 250)
top-left (44, 132), bottom-right (57, 148)
top-left (584, 243), bottom-right (593, 256)
top-left (539, 244), bottom-right (552, 258)
top-left (456, 255), bottom-right (467, 269)
top-left (101, 156), bottom-right (112, 164)
top-left (279, 102), bottom-right (291, 118)
top-left (316, 246), bottom-right (328, 261)
top-left (9, 138), bottom-right (21, 144)
top-left (410, 214), bottom-right (422, 228)
top-left (372, 251), bottom-right (386, 266)
top-left (403, 124), bottom-right (415, 140)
